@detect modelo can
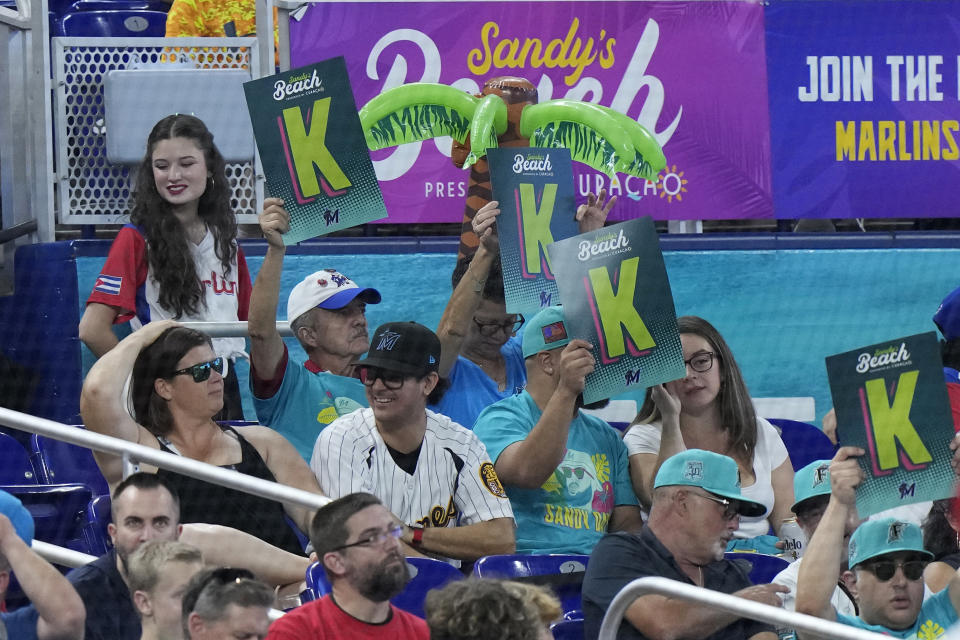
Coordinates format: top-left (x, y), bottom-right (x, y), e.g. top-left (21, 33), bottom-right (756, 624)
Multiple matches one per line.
top-left (780, 518), bottom-right (806, 561)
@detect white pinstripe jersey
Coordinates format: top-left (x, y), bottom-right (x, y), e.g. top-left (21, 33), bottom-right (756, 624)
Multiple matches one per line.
top-left (310, 408), bottom-right (514, 528)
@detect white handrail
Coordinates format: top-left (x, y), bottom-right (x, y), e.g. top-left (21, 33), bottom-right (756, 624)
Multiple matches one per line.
top-left (178, 320), bottom-right (294, 338)
top-left (32, 540), bottom-right (97, 569)
top-left (599, 576), bottom-right (887, 640)
top-left (0, 407), bottom-right (330, 512)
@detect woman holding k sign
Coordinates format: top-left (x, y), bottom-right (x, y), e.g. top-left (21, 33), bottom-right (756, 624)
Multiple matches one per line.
top-left (79, 114), bottom-right (251, 420)
top-left (625, 316), bottom-right (796, 546)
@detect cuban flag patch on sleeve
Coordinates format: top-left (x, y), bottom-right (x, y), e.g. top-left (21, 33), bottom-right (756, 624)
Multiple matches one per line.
top-left (94, 274), bottom-right (122, 295)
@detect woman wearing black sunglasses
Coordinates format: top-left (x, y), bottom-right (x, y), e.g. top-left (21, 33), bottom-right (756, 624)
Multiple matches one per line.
top-left (81, 319), bottom-right (323, 584)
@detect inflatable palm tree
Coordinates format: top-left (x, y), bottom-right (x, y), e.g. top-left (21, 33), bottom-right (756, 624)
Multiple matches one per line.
top-left (359, 76), bottom-right (666, 259)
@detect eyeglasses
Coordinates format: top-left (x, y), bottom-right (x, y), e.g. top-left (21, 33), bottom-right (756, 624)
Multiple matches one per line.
top-left (473, 314), bottom-right (524, 337)
top-left (861, 559), bottom-right (927, 582)
top-left (330, 525), bottom-right (404, 552)
top-left (170, 356), bottom-right (226, 383)
top-left (181, 567), bottom-right (255, 615)
top-left (359, 366), bottom-right (407, 390)
top-left (691, 492), bottom-right (739, 521)
top-left (684, 351), bottom-right (716, 373)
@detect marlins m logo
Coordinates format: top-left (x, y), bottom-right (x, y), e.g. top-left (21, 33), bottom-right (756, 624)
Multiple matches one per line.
top-left (376, 330), bottom-right (402, 351)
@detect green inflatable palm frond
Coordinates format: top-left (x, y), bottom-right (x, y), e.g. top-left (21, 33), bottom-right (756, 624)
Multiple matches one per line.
top-left (530, 121), bottom-right (620, 178)
top-left (366, 104), bottom-right (471, 151)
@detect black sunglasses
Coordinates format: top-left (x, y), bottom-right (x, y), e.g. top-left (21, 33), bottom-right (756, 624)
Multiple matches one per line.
top-left (170, 357), bottom-right (226, 383)
top-left (330, 525), bottom-right (404, 552)
top-left (473, 314), bottom-right (525, 337)
top-left (861, 559), bottom-right (927, 582)
top-left (182, 567), bottom-right (255, 615)
top-left (691, 491), bottom-right (739, 520)
top-left (359, 366), bottom-right (407, 390)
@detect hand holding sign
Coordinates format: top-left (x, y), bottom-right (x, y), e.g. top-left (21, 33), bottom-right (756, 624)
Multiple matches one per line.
top-left (829, 447), bottom-right (866, 508)
top-left (472, 200), bottom-right (501, 254)
top-left (556, 339), bottom-right (596, 397)
top-left (259, 198), bottom-right (290, 249)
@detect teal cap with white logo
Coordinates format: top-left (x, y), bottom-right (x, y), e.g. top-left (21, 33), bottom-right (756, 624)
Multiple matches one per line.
top-left (792, 459), bottom-right (832, 512)
top-left (653, 449), bottom-right (766, 517)
top-left (848, 518), bottom-right (933, 568)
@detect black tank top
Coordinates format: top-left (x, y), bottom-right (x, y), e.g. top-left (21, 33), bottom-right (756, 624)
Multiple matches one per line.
top-left (156, 426), bottom-right (304, 556)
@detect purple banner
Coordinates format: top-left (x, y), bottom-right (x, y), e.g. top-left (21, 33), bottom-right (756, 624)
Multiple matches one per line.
top-left (291, 1), bottom-right (773, 223)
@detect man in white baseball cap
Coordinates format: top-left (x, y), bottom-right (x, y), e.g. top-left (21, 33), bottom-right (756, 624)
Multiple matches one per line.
top-left (247, 199), bottom-right (382, 461)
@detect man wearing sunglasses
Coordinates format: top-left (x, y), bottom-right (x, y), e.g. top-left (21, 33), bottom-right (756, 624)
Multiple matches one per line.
top-left (796, 447), bottom-right (958, 637)
top-left (248, 204), bottom-right (381, 461)
top-left (266, 493), bottom-right (430, 639)
top-left (582, 449), bottom-right (787, 640)
top-left (311, 321), bottom-right (515, 564)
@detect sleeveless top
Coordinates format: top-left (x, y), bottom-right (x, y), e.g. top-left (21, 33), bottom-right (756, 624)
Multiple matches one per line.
top-left (155, 426), bottom-right (304, 556)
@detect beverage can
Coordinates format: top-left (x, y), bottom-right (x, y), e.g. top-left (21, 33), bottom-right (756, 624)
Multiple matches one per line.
top-left (779, 518), bottom-right (806, 561)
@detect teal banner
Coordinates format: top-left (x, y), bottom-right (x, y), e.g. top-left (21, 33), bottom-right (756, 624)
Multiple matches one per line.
top-left (826, 332), bottom-right (956, 518)
top-left (549, 217), bottom-right (684, 404)
top-left (488, 148), bottom-right (579, 318)
top-left (243, 57), bottom-right (387, 244)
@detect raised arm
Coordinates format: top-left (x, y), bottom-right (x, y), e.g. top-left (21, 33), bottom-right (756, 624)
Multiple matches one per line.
top-left (402, 517), bottom-right (515, 561)
top-left (493, 340), bottom-right (594, 488)
top-left (0, 514), bottom-right (85, 640)
top-left (247, 198), bottom-right (289, 382)
top-left (79, 319), bottom-right (178, 485)
top-left (575, 189), bottom-right (616, 233)
top-left (435, 200), bottom-right (500, 378)
top-left (78, 302), bottom-right (121, 357)
top-left (795, 446), bottom-right (864, 627)
top-left (767, 457), bottom-right (796, 536)
top-left (629, 384), bottom-right (683, 507)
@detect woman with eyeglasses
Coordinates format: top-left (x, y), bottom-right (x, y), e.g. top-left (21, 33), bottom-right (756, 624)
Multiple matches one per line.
top-left (81, 319), bottom-right (323, 561)
top-left (79, 114), bottom-right (251, 421)
top-left (625, 316), bottom-right (796, 544)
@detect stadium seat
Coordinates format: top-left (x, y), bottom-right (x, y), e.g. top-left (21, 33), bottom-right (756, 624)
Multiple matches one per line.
top-left (0, 431), bottom-right (38, 484)
top-left (304, 557), bottom-right (463, 618)
top-left (766, 418), bottom-right (837, 470)
top-left (724, 552), bottom-right (790, 584)
top-left (83, 494), bottom-right (112, 555)
top-left (69, 0), bottom-right (171, 11)
top-left (2, 483), bottom-right (95, 554)
top-left (54, 9), bottom-right (168, 37)
top-left (31, 433), bottom-right (110, 497)
top-left (473, 554), bottom-right (589, 619)
top-left (551, 618), bottom-right (584, 640)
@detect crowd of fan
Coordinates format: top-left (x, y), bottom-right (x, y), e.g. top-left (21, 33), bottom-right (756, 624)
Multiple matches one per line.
top-left (7, 109), bottom-right (960, 640)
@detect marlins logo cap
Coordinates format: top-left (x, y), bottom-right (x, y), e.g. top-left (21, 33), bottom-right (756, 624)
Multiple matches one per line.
top-left (354, 321), bottom-right (440, 376)
top-left (286, 269), bottom-right (381, 323)
top-left (654, 449), bottom-right (766, 517)
top-left (791, 459), bottom-right (833, 512)
top-left (848, 517), bottom-right (932, 568)
top-left (522, 305), bottom-right (572, 358)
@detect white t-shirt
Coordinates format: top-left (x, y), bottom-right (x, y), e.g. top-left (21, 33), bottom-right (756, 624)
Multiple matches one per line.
top-left (773, 556), bottom-right (858, 616)
top-left (624, 417), bottom-right (789, 538)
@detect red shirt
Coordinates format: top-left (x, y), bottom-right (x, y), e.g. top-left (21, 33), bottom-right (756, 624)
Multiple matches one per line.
top-left (266, 595), bottom-right (430, 640)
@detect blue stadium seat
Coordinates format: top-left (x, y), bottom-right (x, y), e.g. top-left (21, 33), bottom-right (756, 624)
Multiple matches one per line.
top-left (54, 9), bottom-right (168, 37)
top-left (473, 554), bottom-right (589, 619)
top-left (0, 432), bottom-right (38, 484)
top-left (304, 557), bottom-right (463, 618)
top-left (31, 433), bottom-right (109, 497)
top-left (551, 618), bottom-right (584, 640)
top-left (724, 552), bottom-right (790, 584)
top-left (83, 494), bottom-right (112, 555)
top-left (2, 483), bottom-right (95, 554)
top-left (766, 418), bottom-right (837, 470)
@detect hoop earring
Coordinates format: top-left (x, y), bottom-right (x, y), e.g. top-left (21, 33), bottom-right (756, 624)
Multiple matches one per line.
top-left (207, 175), bottom-right (215, 189)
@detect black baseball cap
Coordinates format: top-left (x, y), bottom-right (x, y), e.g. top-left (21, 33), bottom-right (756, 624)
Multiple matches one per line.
top-left (355, 322), bottom-right (441, 376)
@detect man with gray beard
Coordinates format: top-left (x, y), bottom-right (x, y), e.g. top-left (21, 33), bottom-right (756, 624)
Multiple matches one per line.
top-left (265, 493), bottom-right (429, 639)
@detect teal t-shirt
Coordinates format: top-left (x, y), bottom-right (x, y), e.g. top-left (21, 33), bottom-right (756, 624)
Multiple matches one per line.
top-left (252, 352), bottom-right (368, 462)
top-left (837, 587), bottom-right (958, 638)
top-left (474, 390), bottom-right (638, 554)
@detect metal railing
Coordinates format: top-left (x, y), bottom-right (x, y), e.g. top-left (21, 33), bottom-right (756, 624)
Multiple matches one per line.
top-left (0, 407), bottom-right (330, 512)
top-left (179, 320), bottom-right (294, 337)
top-left (599, 576), bottom-right (887, 640)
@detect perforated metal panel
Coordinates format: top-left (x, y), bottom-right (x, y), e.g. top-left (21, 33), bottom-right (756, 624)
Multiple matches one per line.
top-left (52, 37), bottom-right (262, 224)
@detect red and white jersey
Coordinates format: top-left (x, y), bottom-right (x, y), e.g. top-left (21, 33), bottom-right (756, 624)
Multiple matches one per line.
top-left (87, 224), bottom-right (251, 359)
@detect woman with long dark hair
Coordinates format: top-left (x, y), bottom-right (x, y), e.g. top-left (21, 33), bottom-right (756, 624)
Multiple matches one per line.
top-left (923, 499), bottom-right (960, 592)
top-left (79, 114), bottom-right (250, 420)
top-left (625, 316), bottom-right (795, 540)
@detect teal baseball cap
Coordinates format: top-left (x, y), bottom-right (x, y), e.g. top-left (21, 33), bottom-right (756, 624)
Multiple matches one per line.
top-left (653, 449), bottom-right (766, 517)
top-left (522, 305), bottom-right (572, 358)
top-left (791, 459), bottom-right (832, 512)
top-left (0, 489), bottom-right (34, 547)
top-left (848, 518), bottom-right (933, 568)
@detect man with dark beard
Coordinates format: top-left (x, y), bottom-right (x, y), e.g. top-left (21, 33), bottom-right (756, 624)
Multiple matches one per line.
top-left (474, 305), bottom-right (644, 554)
top-left (70, 473), bottom-right (183, 640)
top-left (265, 493), bottom-right (429, 639)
